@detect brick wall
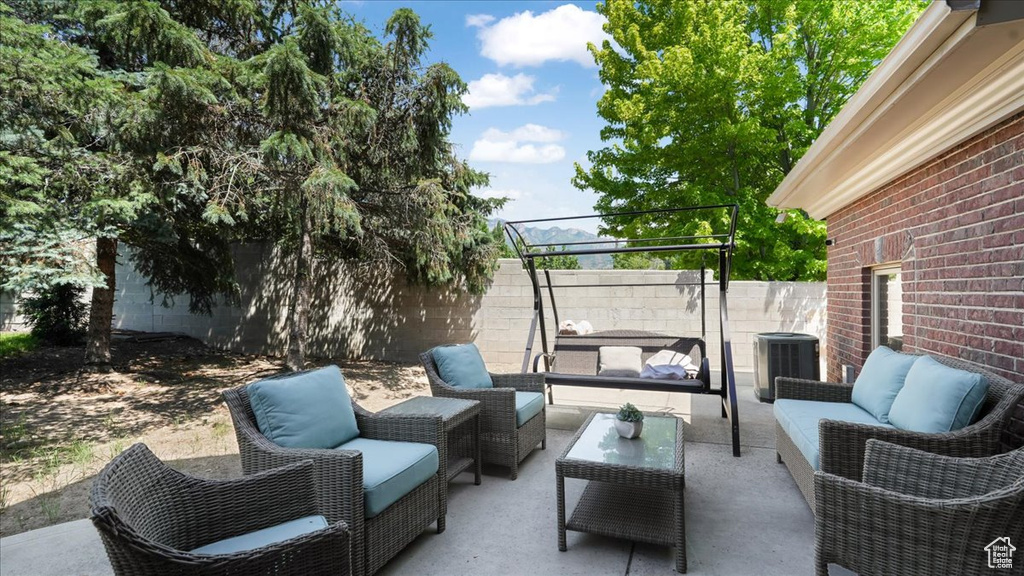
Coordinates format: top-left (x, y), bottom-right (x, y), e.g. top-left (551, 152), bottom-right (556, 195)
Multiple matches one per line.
top-left (825, 112), bottom-right (1024, 383)
top-left (108, 250), bottom-right (827, 373)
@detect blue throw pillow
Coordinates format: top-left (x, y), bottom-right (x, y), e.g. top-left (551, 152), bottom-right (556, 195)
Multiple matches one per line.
top-left (889, 356), bottom-right (988, 433)
top-left (248, 365), bottom-right (360, 449)
top-left (850, 346), bottom-right (919, 423)
top-left (432, 344), bottom-right (493, 389)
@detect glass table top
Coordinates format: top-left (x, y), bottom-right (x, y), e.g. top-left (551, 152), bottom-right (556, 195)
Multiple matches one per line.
top-left (565, 413), bottom-right (680, 470)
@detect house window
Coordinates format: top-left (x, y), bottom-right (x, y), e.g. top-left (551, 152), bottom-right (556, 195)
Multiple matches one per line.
top-left (871, 264), bottom-right (903, 351)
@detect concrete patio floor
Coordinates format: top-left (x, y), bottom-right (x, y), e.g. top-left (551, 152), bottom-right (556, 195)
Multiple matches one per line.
top-left (0, 374), bottom-right (854, 575)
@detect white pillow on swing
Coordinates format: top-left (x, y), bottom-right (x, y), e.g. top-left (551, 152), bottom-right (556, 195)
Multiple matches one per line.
top-left (598, 346), bottom-right (643, 378)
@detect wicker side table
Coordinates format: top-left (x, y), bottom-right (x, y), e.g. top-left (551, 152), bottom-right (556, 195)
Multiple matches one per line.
top-left (557, 412), bottom-right (687, 573)
top-left (379, 396), bottom-right (482, 485)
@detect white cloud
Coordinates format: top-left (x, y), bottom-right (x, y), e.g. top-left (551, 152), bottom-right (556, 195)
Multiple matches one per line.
top-left (463, 73), bottom-right (557, 109)
top-left (481, 124), bottom-right (566, 143)
top-left (465, 14), bottom-right (495, 28)
top-left (469, 124), bottom-right (567, 164)
top-left (474, 5), bottom-right (610, 68)
top-left (470, 141), bottom-right (565, 164)
top-left (474, 188), bottom-right (526, 200)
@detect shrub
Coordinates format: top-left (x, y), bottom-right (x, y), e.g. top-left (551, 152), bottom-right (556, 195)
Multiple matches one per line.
top-left (21, 284), bottom-right (88, 345)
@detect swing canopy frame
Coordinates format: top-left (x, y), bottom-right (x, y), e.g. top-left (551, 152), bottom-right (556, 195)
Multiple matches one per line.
top-left (504, 204), bottom-right (742, 456)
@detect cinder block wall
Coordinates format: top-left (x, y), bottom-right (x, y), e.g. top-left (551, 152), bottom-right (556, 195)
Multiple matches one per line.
top-left (0, 290), bottom-right (25, 331)
top-left (826, 112), bottom-right (1023, 383)
top-left (110, 250), bottom-right (826, 373)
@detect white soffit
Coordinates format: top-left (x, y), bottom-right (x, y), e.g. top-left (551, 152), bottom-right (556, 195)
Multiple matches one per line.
top-left (767, 2), bottom-right (1024, 219)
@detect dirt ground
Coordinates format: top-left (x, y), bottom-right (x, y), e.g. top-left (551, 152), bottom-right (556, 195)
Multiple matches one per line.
top-left (0, 334), bottom-right (429, 537)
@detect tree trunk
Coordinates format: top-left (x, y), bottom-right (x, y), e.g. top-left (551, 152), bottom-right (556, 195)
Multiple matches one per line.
top-left (85, 236), bottom-right (117, 371)
top-left (285, 199), bottom-right (312, 372)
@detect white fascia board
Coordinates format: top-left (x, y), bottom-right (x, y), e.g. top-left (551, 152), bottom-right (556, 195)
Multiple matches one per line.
top-left (766, 2), bottom-right (1024, 219)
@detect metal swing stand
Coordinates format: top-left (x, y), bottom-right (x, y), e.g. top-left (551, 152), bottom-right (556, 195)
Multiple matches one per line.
top-left (504, 204), bottom-right (742, 457)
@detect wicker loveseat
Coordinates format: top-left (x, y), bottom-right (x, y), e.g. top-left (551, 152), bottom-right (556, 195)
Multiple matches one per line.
top-left (775, 352), bottom-right (1024, 509)
top-left (420, 347), bottom-right (546, 480)
top-left (224, 367), bottom-right (446, 576)
top-left (814, 439), bottom-right (1024, 576)
top-left (92, 443), bottom-right (350, 576)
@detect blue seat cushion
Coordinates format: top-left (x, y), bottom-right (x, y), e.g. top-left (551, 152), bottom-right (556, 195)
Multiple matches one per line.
top-left (337, 437), bottom-right (439, 518)
top-left (851, 346), bottom-right (919, 423)
top-left (515, 392), bottom-right (544, 427)
top-left (191, 515), bottom-right (328, 555)
top-left (432, 344), bottom-right (493, 389)
top-left (774, 399), bottom-right (894, 470)
top-left (248, 365), bottom-right (359, 449)
top-left (889, 356), bottom-right (988, 433)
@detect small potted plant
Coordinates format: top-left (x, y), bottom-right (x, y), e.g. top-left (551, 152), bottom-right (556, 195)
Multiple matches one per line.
top-left (614, 403), bottom-right (644, 439)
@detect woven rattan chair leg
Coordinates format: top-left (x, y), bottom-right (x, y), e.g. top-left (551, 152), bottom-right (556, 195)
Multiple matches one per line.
top-left (438, 516), bottom-right (445, 534)
top-left (777, 452), bottom-right (782, 463)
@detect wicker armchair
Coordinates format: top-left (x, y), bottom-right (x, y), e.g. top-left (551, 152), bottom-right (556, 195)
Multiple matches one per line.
top-left (814, 439), bottom-right (1024, 576)
top-left (776, 353), bottom-right (1024, 508)
top-left (91, 443), bottom-right (350, 576)
top-left (420, 348), bottom-right (546, 480)
top-left (223, 384), bottom-right (445, 576)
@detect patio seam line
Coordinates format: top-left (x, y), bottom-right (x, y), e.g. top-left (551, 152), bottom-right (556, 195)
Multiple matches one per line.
top-left (624, 542), bottom-right (636, 575)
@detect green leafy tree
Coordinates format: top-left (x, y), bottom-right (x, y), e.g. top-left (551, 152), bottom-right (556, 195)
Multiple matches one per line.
top-left (575, 0), bottom-right (926, 281)
top-left (612, 252), bottom-right (666, 270)
top-left (496, 231), bottom-right (581, 270)
top-left (536, 248), bottom-right (581, 271)
top-left (2, 2), bottom-right (240, 369)
top-left (219, 6), bottom-right (500, 370)
top-left (492, 223), bottom-right (519, 259)
top-left (1, 4), bottom-right (146, 366)
top-left (3, 3), bottom-right (501, 372)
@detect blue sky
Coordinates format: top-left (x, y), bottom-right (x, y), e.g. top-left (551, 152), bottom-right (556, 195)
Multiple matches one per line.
top-left (342, 1), bottom-right (611, 232)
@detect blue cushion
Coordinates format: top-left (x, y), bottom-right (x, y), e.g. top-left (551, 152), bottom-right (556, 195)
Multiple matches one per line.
top-left (337, 437), bottom-right (439, 518)
top-left (888, 356), bottom-right (988, 433)
top-left (851, 346), bottom-right (919, 423)
top-left (774, 399), bottom-right (894, 470)
top-left (191, 515), bottom-right (327, 555)
top-left (248, 365), bottom-right (359, 449)
top-left (432, 344), bottom-right (493, 389)
top-left (515, 392), bottom-right (544, 427)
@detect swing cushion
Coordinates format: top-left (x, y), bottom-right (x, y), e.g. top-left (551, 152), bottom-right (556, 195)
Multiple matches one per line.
top-left (433, 343), bottom-right (493, 389)
top-left (598, 346), bottom-right (643, 378)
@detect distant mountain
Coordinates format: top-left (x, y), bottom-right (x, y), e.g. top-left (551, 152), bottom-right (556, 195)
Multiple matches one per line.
top-left (490, 220), bottom-right (614, 269)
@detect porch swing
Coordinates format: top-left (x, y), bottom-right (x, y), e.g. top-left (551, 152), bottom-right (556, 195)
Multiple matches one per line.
top-left (504, 204), bottom-right (742, 456)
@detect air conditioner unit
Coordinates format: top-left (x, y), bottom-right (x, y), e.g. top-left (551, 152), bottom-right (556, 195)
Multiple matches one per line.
top-left (753, 332), bottom-right (820, 403)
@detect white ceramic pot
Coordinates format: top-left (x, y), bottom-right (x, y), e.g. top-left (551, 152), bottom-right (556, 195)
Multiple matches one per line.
top-left (614, 418), bottom-right (643, 439)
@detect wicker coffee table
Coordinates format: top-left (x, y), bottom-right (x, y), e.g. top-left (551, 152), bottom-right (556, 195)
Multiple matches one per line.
top-left (557, 412), bottom-right (686, 573)
top-left (379, 396), bottom-right (482, 485)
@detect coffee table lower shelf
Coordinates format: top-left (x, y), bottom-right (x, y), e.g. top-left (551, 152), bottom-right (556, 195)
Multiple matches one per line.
top-left (565, 481), bottom-right (678, 547)
top-left (448, 456), bottom-right (475, 482)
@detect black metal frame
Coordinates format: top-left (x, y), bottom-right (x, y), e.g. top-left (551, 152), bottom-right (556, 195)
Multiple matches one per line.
top-left (504, 204), bottom-right (742, 456)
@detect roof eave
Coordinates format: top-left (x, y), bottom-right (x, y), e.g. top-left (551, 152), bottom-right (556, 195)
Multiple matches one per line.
top-left (767, 2), bottom-right (1024, 219)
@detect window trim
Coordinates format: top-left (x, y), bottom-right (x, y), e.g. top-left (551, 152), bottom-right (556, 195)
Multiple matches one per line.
top-left (871, 263), bottom-right (903, 350)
